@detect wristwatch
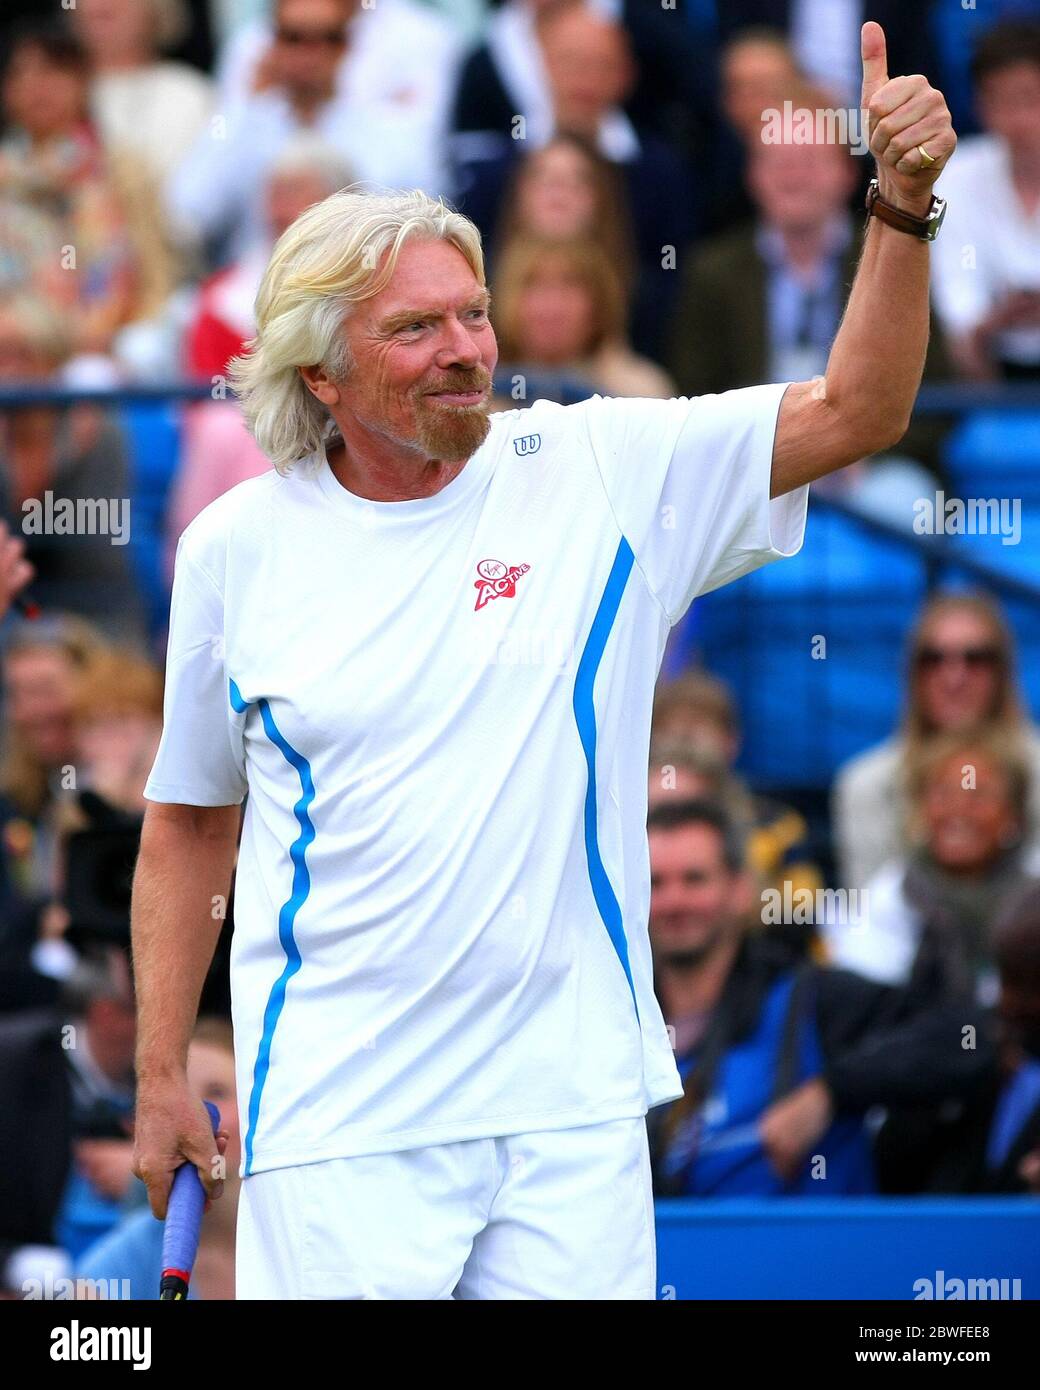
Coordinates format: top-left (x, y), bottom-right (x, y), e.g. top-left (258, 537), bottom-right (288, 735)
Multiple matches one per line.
top-left (865, 178), bottom-right (947, 241)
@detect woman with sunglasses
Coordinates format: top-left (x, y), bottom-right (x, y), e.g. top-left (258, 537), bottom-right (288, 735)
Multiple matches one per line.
top-left (833, 591), bottom-right (1040, 891)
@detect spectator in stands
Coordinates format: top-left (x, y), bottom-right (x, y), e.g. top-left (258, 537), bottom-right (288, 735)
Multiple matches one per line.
top-left (708, 28), bottom-right (801, 234)
top-left (452, 0), bottom-right (695, 361)
top-left (647, 798), bottom-right (993, 1197)
top-left (987, 887), bottom-right (1040, 1191)
top-left (492, 238), bottom-right (674, 398)
top-left (867, 878), bottom-right (1040, 1195)
top-left (826, 728), bottom-right (1039, 1007)
top-left (72, 0), bottom-right (214, 184)
top-left (167, 137), bottom-right (351, 557)
top-left (669, 82), bottom-right (950, 500)
top-left (931, 21), bottom-right (1040, 380)
top-left (450, 0), bottom-right (713, 166)
top-left (169, 0), bottom-right (454, 261)
top-left (0, 294), bottom-right (146, 639)
top-left (0, 22), bottom-right (173, 365)
top-left (0, 1002), bottom-right (74, 1297)
top-left (77, 1016), bottom-right (239, 1298)
top-left (872, 879), bottom-right (1040, 1197)
top-left (55, 945), bottom-right (137, 1261)
top-left (652, 670), bottom-right (823, 899)
top-left (648, 735), bottom-right (754, 823)
top-left (215, 0), bottom-right (461, 138)
top-left (185, 138), bottom-right (352, 383)
top-left (833, 592), bottom-right (1040, 890)
top-left (0, 613), bottom-right (109, 905)
top-left (714, 0), bottom-right (939, 114)
top-left (491, 133), bottom-right (636, 288)
top-left (68, 649), bottom-right (165, 818)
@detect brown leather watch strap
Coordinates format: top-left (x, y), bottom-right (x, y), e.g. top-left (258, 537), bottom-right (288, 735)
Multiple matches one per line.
top-left (864, 179), bottom-right (945, 240)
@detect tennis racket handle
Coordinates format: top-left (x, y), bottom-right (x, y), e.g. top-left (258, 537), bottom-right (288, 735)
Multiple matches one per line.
top-left (160, 1101), bottom-right (220, 1290)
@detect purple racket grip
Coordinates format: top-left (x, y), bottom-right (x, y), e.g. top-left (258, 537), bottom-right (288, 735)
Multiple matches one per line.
top-left (161, 1101), bottom-right (221, 1280)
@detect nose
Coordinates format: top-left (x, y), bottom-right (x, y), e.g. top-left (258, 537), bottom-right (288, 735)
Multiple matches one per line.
top-left (434, 313), bottom-right (482, 369)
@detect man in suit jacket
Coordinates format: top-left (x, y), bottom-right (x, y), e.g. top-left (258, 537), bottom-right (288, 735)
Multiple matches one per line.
top-left (715, 0), bottom-right (941, 107)
top-left (668, 124), bottom-right (950, 471)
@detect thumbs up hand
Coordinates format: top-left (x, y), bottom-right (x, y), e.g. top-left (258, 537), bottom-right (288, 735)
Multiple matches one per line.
top-left (861, 21), bottom-right (956, 214)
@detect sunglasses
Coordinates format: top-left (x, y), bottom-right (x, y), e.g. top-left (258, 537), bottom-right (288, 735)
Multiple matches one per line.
top-left (275, 26), bottom-right (346, 47)
top-left (916, 644), bottom-right (1002, 670)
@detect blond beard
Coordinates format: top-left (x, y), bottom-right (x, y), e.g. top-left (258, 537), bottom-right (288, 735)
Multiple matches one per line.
top-left (413, 396), bottom-right (492, 461)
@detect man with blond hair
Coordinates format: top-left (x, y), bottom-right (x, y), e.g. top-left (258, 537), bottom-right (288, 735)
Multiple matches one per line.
top-left (133, 24), bottom-right (955, 1299)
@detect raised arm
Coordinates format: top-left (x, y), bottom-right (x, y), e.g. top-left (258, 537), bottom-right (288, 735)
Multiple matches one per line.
top-left (770, 21), bottom-right (957, 498)
top-left (131, 800), bottom-right (241, 1217)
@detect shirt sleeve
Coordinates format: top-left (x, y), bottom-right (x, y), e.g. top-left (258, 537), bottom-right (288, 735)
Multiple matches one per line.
top-left (144, 538), bottom-right (247, 807)
top-left (580, 384), bottom-right (809, 624)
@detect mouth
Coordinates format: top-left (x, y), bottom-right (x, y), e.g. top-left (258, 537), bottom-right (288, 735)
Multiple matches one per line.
top-left (424, 387), bottom-right (488, 407)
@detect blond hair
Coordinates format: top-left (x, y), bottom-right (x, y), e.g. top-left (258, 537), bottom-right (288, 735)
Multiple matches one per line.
top-left (228, 187), bottom-right (486, 475)
top-left (493, 236), bottom-right (627, 361)
top-left (1, 614), bottom-right (109, 819)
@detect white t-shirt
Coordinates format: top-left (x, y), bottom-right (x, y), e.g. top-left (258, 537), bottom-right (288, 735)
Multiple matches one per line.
top-left (145, 387), bottom-right (807, 1176)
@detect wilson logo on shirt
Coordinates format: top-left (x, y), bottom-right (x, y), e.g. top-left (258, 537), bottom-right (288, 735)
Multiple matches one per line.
top-left (473, 558), bottom-right (531, 611)
top-left (513, 434), bottom-right (540, 456)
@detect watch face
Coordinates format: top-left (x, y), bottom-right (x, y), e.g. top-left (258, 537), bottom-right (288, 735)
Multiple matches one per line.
top-left (925, 196), bottom-right (948, 240)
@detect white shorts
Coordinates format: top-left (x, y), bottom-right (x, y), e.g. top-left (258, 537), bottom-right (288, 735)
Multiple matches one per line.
top-left (235, 1116), bottom-right (656, 1300)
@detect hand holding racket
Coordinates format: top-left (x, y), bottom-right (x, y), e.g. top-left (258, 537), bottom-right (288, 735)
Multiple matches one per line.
top-left (159, 1101), bottom-right (221, 1300)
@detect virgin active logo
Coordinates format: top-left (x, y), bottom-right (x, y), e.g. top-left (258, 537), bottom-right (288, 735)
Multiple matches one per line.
top-left (473, 558), bottom-right (531, 611)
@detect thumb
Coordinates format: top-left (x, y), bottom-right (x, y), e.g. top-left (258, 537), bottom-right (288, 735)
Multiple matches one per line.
top-left (860, 20), bottom-right (889, 107)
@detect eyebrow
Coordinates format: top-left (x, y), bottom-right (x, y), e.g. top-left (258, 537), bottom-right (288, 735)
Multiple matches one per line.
top-left (377, 290), bottom-right (491, 336)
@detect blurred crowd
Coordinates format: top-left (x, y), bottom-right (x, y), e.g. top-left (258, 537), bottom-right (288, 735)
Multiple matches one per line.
top-left (1, 0), bottom-right (1040, 1298)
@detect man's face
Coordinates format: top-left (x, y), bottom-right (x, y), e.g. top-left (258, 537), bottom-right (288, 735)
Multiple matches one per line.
top-left (722, 39), bottom-right (798, 141)
top-left (749, 140), bottom-right (856, 233)
top-left (334, 238), bottom-right (497, 462)
top-left (649, 822), bottom-right (749, 963)
top-left (273, 0), bottom-right (352, 97)
top-left (978, 61), bottom-right (1040, 157)
top-left (540, 9), bottom-right (633, 134)
top-left (266, 170), bottom-right (336, 240)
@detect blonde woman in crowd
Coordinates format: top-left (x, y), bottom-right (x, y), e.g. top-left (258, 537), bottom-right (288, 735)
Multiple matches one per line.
top-left (833, 593), bottom-right (1040, 890)
top-left (71, 0), bottom-right (213, 186)
top-left (493, 236), bottom-right (674, 398)
top-left (0, 614), bottom-right (109, 903)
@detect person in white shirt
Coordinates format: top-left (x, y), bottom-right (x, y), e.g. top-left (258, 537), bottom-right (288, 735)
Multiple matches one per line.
top-left (931, 20), bottom-right (1040, 380)
top-left (167, 0), bottom-right (457, 259)
top-left (72, 0), bottom-right (213, 185)
top-left (131, 25), bottom-right (955, 1299)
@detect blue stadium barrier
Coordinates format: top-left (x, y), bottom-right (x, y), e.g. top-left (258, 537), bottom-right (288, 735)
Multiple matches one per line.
top-left (655, 1198), bottom-right (1040, 1300)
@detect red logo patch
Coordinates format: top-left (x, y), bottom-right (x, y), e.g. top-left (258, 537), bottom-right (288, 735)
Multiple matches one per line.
top-left (473, 557), bottom-right (530, 611)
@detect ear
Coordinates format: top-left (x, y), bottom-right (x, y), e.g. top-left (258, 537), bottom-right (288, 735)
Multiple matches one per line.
top-left (298, 362), bottom-right (342, 407)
